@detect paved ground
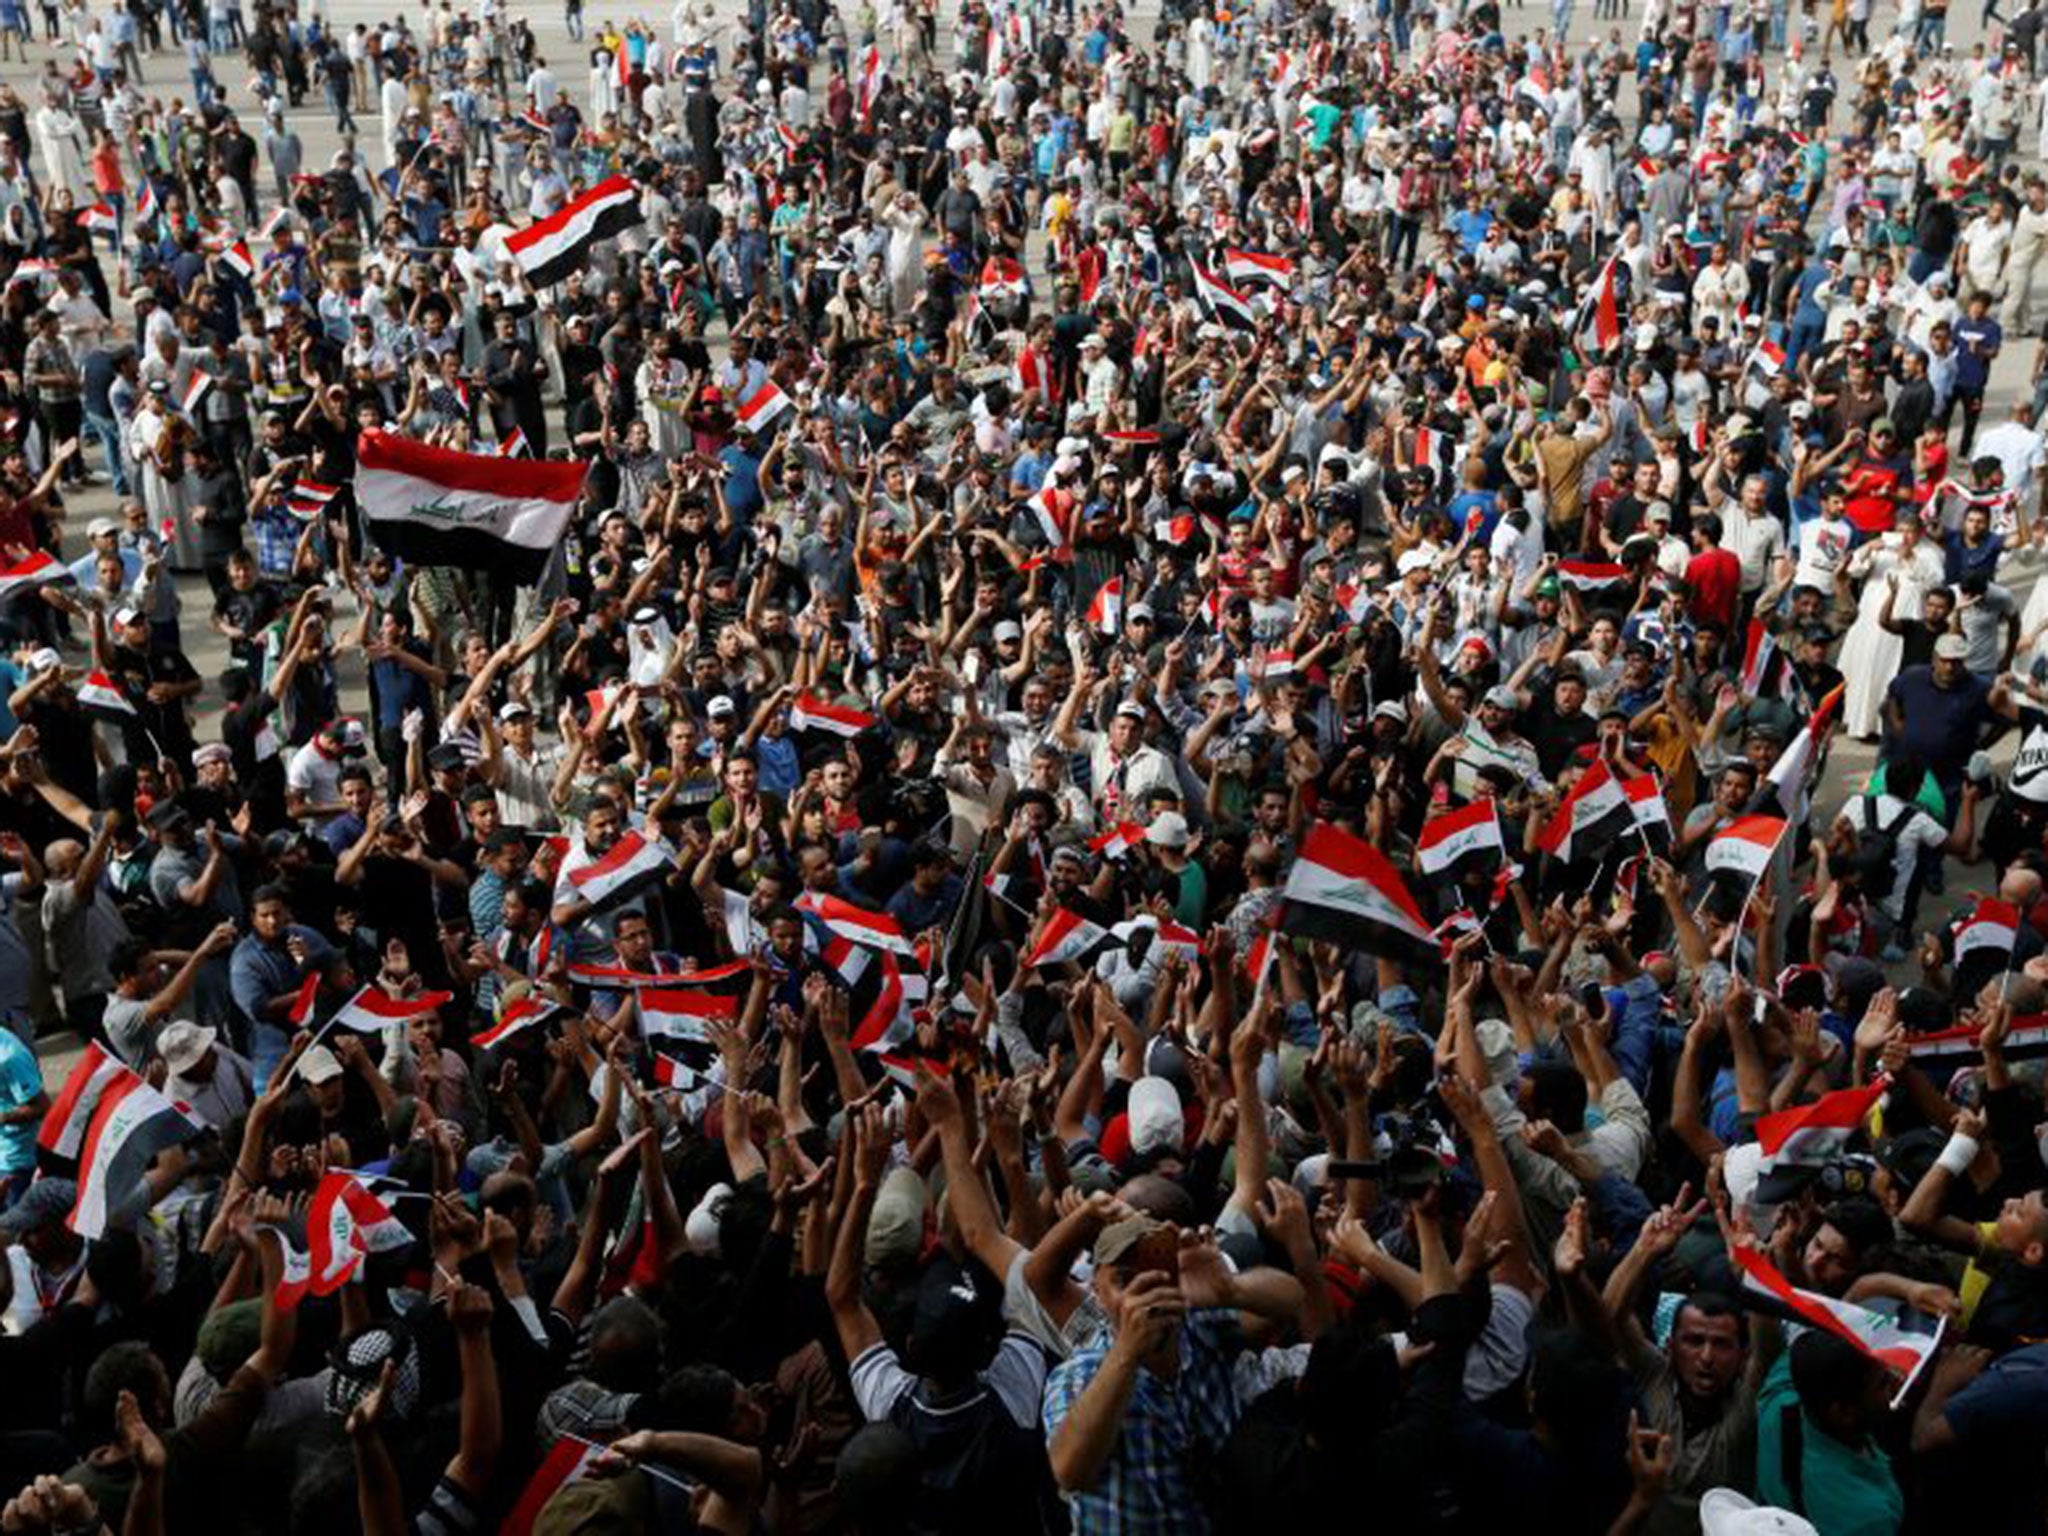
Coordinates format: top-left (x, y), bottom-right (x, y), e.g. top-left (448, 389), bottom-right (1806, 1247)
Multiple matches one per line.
top-left (8, 0), bottom-right (2034, 1077)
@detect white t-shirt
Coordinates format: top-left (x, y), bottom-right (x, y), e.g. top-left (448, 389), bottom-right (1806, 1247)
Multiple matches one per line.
top-left (286, 740), bottom-right (343, 811)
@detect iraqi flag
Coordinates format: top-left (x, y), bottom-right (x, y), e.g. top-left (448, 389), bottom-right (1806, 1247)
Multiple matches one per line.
top-left (1087, 577), bottom-right (1123, 635)
top-left (220, 240), bottom-right (256, 281)
top-left (470, 993), bottom-right (569, 1050)
top-left (852, 951), bottom-right (928, 1053)
top-left (289, 478), bottom-right (340, 517)
top-left (1752, 338), bottom-right (1787, 376)
top-left (69, 1075), bottom-right (198, 1239)
top-left (134, 179), bottom-right (160, 230)
top-left (570, 957), bottom-right (748, 991)
top-left (1739, 620), bottom-right (1783, 697)
top-left (504, 1436), bottom-right (604, 1536)
top-left (1029, 483), bottom-right (1071, 555)
top-left (1953, 897), bottom-right (2021, 967)
top-left (1413, 427), bottom-right (1442, 471)
top-left (1766, 683), bottom-right (1844, 819)
top-left (325, 986), bottom-right (454, 1033)
top-left (290, 1169), bottom-right (414, 1303)
top-left (1625, 774), bottom-right (1672, 844)
top-left (1705, 814), bottom-right (1787, 883)
top-left (796, 890), bottom-right (915, 956)
top-left (564, 830), bottom-right (673, 914)
top-left (856, 44), bottom-right (886, 119)
top-left (1090, 821), bottom-right (1146, 862)
top-left (1190, 263), bottom-right (1258, 330)
top-left (1732, 1248), bottom-right (1944, 1406)
top-left (1153, 513), bottom-right (1196, 546)
top-left (1415, 799), bottom-right (1505, 882)
top-left (1223, 249), bottom-right (1294, 289)
top-left (1906, 1015), bottom-right (2048, 1067)
top-left (735, 379), bottom-right (794, 435)
top-left (180, 371), bottom-right (215, 416)
top-left (356, 428), bottom-right (587, 584)
top-left (77, 203), bottom-right (117, 236)
top-left (1417, 273), bottom-right (1441, 321)
top-left (638, 986), bottom-right (739, 1045)
top-left (494, 426), bottom-right (532, 459)
top-left (76, 670), bottom-right (137, 718)
top-left (1280, 821), bottom-right (1441, 968)
top-left (1536, 758), bottom-right (1633, 863)
top-left (1112, 916), bottom-right (1203, 966)
top-left (1755, 1079), bottom-right (1888, 1170)
top-left (505, 174), bottom-right (644, 289)
top-left (0, 550), bottom-right (74, 603)
top-left (1023, 907), bottom-right (1113, 970)
top-left (1571, 254), bottom-right (1623, 357)
top-left (1556, 559), bottom-right (1632, 597)
top-left (38, 1042), bottom-right (128, 1161)
top-left (788, 692), bottom-right (875, 737)
top-left (652, 1052), bottom-right (709, 1090)
top-left (980, 255), bottom-right (1029, 303)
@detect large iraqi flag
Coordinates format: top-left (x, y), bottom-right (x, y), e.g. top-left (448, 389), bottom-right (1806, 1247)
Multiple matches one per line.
top-left (1281, 821), bottom-right (1442, 967)
top-left (356, 429), bottom-right (586, 583)
top-left (505, 174), bottom-right (644, 288)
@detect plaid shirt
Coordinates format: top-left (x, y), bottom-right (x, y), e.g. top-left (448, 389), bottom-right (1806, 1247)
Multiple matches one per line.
top-left (1041, 1309), bottom-right (1243, 1536)
top-left (249, 502), bottom-right (302, 581)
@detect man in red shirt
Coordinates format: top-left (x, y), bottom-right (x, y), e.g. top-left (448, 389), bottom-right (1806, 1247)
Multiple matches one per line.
top-left (1684, 510), bottom-right (1743, 633)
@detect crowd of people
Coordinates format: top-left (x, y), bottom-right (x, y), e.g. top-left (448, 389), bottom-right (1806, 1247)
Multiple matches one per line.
top-left (2, 0), bottom-right (2048, 1530)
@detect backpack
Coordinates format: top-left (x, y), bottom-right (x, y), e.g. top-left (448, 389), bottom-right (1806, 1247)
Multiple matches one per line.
top-left (1848, 796), bottom-right (1917, 902)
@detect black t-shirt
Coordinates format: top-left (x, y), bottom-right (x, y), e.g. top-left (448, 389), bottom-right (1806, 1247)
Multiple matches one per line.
top-left (355, 852), bottom-right (447, 985)
top-left (214, 580), bottom-right (285, 666)
top-left (107, 642), bottom-right (200, 761)
top-left (1522, 695), bottom-right (1600, 783)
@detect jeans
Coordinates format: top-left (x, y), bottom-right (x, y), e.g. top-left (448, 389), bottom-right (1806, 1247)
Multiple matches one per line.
top-left (250, 1019), bottom-right (290, 1091)
top-left (82, 409), bottom-right (128, 493)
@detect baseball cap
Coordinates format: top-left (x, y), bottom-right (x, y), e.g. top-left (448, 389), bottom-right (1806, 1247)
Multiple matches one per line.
top-left (1699, 1489), bottom-right (1818, 1536)
top-left (87, 516), bottom-right (120, 539)
top-left (1483, 685), bottom-right (1520, 711)
top-left (993, 619), bottom-right (1023, 641)
top-left (157, 1021), bottom-right (217, 1076)
top-left (1127, 1075), bottom-right (1184, 1157)
top-left (1114, 700), bottom-right (1147, 721)
top-left (1093, 1214), bottom-right (1172, 1267)
top-left (866, 1165), bottom-right (927, 1269)
top-left (497, 700), bottom-right (534, 722)
top-left (1145, 811), bottom-right (1190, 850)
top-left (1934, 634), bottom-right (1970, 661)
top-left (1372, 699), bottom-right (1409, 723)
top-left (707, 695), bottom-right (736, 718)
top-left (298, 1043), bottom-right (344, 1084)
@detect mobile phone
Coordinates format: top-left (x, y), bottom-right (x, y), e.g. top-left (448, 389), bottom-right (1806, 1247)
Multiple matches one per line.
top-left (1129, 1227), bottom-right (1180, 1277)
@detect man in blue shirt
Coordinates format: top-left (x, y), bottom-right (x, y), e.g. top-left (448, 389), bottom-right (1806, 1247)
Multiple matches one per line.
top-left (1951, 290), bottom-right (2002, 451)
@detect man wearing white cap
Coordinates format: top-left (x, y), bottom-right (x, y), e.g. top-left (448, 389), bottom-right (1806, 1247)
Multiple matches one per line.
top-left (156, 1019), bottom-right (254, 1131)
top-left (1051, 689), bottom-right (1175, 826)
